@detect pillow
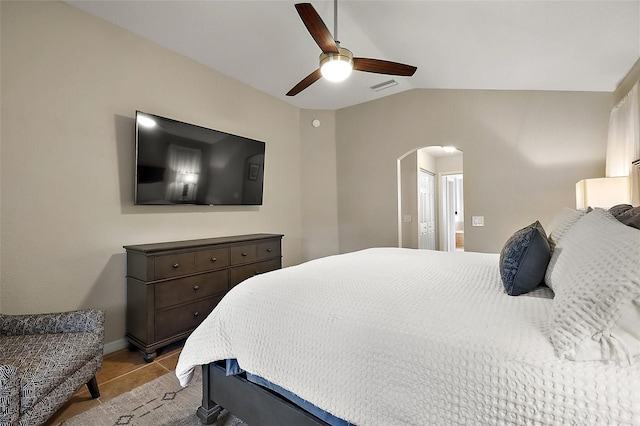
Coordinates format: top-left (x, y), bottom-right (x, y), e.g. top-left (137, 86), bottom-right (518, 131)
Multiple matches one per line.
top-left (547, 208), bottom-right (640, 363)
top-left (609, 204), bottom-right (633, 218)
top-left (499, 221), bottom-right (551, 296)
top-left (544, 207), bottom-right (590, 291)
top-left (614, 205), bottom-right (640, 230)
top-left (546, 207), bottom-right (589, 250)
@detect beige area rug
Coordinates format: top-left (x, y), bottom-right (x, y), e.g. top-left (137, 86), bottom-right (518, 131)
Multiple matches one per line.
top-left (63, 368), bottom-right (247, 426)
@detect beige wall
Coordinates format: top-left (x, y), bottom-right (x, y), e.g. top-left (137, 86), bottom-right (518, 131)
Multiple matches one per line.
top-left (1, 1), bottom-right (303, 348)
top-left (437, 154), bottom-right (463, 175)
top-left (417, 149), bottom-right (437, 173)
top-left (400, 151), bottom-right (418, 248)
top-left (300, 110), bottom-right (339, 260)
top-left (336, 89), bottom-right (611, 254)
top-left (0, 1), bottom-right (620, 351)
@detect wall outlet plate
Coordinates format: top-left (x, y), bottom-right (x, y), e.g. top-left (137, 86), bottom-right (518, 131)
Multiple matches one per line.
top-left (472, 216), bottom-right (484, 227)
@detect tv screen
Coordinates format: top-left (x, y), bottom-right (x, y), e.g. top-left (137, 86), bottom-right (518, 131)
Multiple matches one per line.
top-left (135, 111), bottom-right (265, 205)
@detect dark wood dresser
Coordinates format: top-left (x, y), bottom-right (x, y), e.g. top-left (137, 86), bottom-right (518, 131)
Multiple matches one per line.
top-left (124, 233), bottom-right (283, 361)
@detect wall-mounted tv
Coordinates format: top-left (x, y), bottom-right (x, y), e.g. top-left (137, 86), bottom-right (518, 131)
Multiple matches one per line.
top-left (135, 111), bottom-right (265, 206)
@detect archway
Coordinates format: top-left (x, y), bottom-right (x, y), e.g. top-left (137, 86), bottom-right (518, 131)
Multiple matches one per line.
top-left (397, 146), bottom-right (464, 250)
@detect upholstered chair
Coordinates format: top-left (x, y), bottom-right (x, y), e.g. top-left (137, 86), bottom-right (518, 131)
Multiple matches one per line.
top-left (0, 309), bottom-right (105, 425)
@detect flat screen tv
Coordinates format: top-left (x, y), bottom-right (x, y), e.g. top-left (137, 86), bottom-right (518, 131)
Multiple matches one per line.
top-left (135, 111), bottom-right (265, 205)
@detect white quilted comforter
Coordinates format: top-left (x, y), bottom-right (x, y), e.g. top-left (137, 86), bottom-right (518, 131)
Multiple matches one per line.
top-left (176, 248), bottom-right (640, 425)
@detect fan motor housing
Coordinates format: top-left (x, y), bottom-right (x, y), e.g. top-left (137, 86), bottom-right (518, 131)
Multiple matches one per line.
top-left (319, 47), bottom-right (354, 67)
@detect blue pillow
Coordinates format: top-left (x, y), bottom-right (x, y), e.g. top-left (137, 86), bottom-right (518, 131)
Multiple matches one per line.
top-left (499, 221), bottom-right (551, 296)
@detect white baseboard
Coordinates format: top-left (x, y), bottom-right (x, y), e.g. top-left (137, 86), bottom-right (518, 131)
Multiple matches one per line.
top-left (103, 338), bottom-right (128, 354)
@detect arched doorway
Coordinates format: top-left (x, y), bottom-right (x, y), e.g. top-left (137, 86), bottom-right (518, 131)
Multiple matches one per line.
top-left (397, 146), bottom-right (464, 251)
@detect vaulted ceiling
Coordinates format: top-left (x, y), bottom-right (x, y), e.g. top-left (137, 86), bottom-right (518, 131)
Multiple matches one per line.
top-left (67, 1), bottom-right (640, 110)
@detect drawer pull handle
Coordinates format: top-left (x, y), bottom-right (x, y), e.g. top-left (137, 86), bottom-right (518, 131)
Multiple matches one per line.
top-left (267, 248), bottom-right (273, 253)
top-left (172, 263), bottom-right (180, 269)
top-left (242, 252), bottom-right (248, 257)
top-left (211, 257), bottom-right (217, 262)
top-left (193, 312), bottom-right (199, 318)
top-left (193, 285), bottom-right (200, 291)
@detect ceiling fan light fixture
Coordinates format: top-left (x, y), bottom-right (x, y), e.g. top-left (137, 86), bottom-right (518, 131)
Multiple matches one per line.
top-left (287, 3), bottom-right (416, 96)
top-left (320, 47), bottom-right (353, 82)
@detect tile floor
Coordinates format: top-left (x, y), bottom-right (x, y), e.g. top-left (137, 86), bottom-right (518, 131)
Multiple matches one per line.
top-left (45, 341), bottom-right (184, 425)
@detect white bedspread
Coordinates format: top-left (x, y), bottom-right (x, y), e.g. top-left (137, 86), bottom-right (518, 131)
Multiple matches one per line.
top-left (175, 248), bottom-right (640, 425)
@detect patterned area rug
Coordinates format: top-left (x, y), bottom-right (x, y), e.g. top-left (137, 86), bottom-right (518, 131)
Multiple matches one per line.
top-left (63, 368), bottom-right (247, 426)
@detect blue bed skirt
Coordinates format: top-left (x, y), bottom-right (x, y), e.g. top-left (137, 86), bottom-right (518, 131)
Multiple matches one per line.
top-left (225, 359), bottom-right (353, 426)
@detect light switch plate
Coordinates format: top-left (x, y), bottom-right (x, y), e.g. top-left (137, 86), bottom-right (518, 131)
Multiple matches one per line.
top-left (472, 216), bottom-right (484, 227)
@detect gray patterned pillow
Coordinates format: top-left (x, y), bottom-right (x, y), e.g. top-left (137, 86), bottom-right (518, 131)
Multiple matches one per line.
top-left (609, 204), bottom-right (633, 218)
top-left (499, 221), bottom-right (551, 296)
top-left (609, 204), bottom-right (640, 230)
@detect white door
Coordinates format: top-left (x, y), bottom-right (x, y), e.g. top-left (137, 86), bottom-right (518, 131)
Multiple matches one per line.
top-left (446, 179), bottom-right (456, 251)
top-left (441, 174), bottom-right (464, 252)
top-left (418, 169), bottom-right (436, 250)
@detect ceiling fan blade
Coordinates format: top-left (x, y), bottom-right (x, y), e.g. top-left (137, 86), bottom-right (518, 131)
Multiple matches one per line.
top-left (286, 69), bottom-right (322, 96)
top-left (295, 3), bottom-right (339, 54)
top-left (353, 58), bottom-right (417, 76)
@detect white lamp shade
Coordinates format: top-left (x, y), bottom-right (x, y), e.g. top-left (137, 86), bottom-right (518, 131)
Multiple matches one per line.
top-left (180, 172), bottom-right (198, 184)
top-left (575, 176), bottom-right (630, 209)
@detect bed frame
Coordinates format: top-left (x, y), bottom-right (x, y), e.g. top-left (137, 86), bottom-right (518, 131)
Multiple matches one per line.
top-left (197, 361), bottom-right (331, 426)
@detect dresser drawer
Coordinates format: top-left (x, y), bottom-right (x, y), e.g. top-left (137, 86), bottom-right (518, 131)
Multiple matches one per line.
top-left (154, 270), bottom-right (229, 309)
top-left (125, 234), bottom-right (283, 362)
top-left (231, 244), bottom-right (258, 264)
top-left (257, 240), bottom-right (281, 260)
top-left (230, 258), bottom-right (282, 287)
top-left (155, 296), bottom-right (222, 341)
top-left (154, 252), bottom-right (196, 280)
top-left (195, 248), bottom-right (230, 272)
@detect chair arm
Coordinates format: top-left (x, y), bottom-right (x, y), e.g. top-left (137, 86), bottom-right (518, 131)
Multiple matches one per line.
top-left (0, 309), bottom-right (105, 336)
top-left (0, 365), bottom-right (20, 425)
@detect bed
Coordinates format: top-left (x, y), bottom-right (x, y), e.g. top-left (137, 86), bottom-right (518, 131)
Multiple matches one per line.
top-left (176, 206), bottom-right (640, 425)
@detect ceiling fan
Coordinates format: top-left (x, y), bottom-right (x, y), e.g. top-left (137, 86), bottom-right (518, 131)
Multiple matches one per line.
top-left (286, 2), bottom-right (417, 96)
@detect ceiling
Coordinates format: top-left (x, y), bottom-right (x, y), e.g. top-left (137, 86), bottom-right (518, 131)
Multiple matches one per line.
top-left (66, 1), bottom-right (640, 111)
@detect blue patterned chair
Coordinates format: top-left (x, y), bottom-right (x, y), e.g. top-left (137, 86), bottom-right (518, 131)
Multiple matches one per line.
top-left (0, 309), bottom-right (105, 425)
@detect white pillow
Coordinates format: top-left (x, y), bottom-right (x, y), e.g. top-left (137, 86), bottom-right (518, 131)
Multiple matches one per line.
top-left (545, 207), bottom-right (589, 291)
top-left (546, 207), bottom-right (588, 247)
top-left (547, 208), bottom-right (640, 363)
